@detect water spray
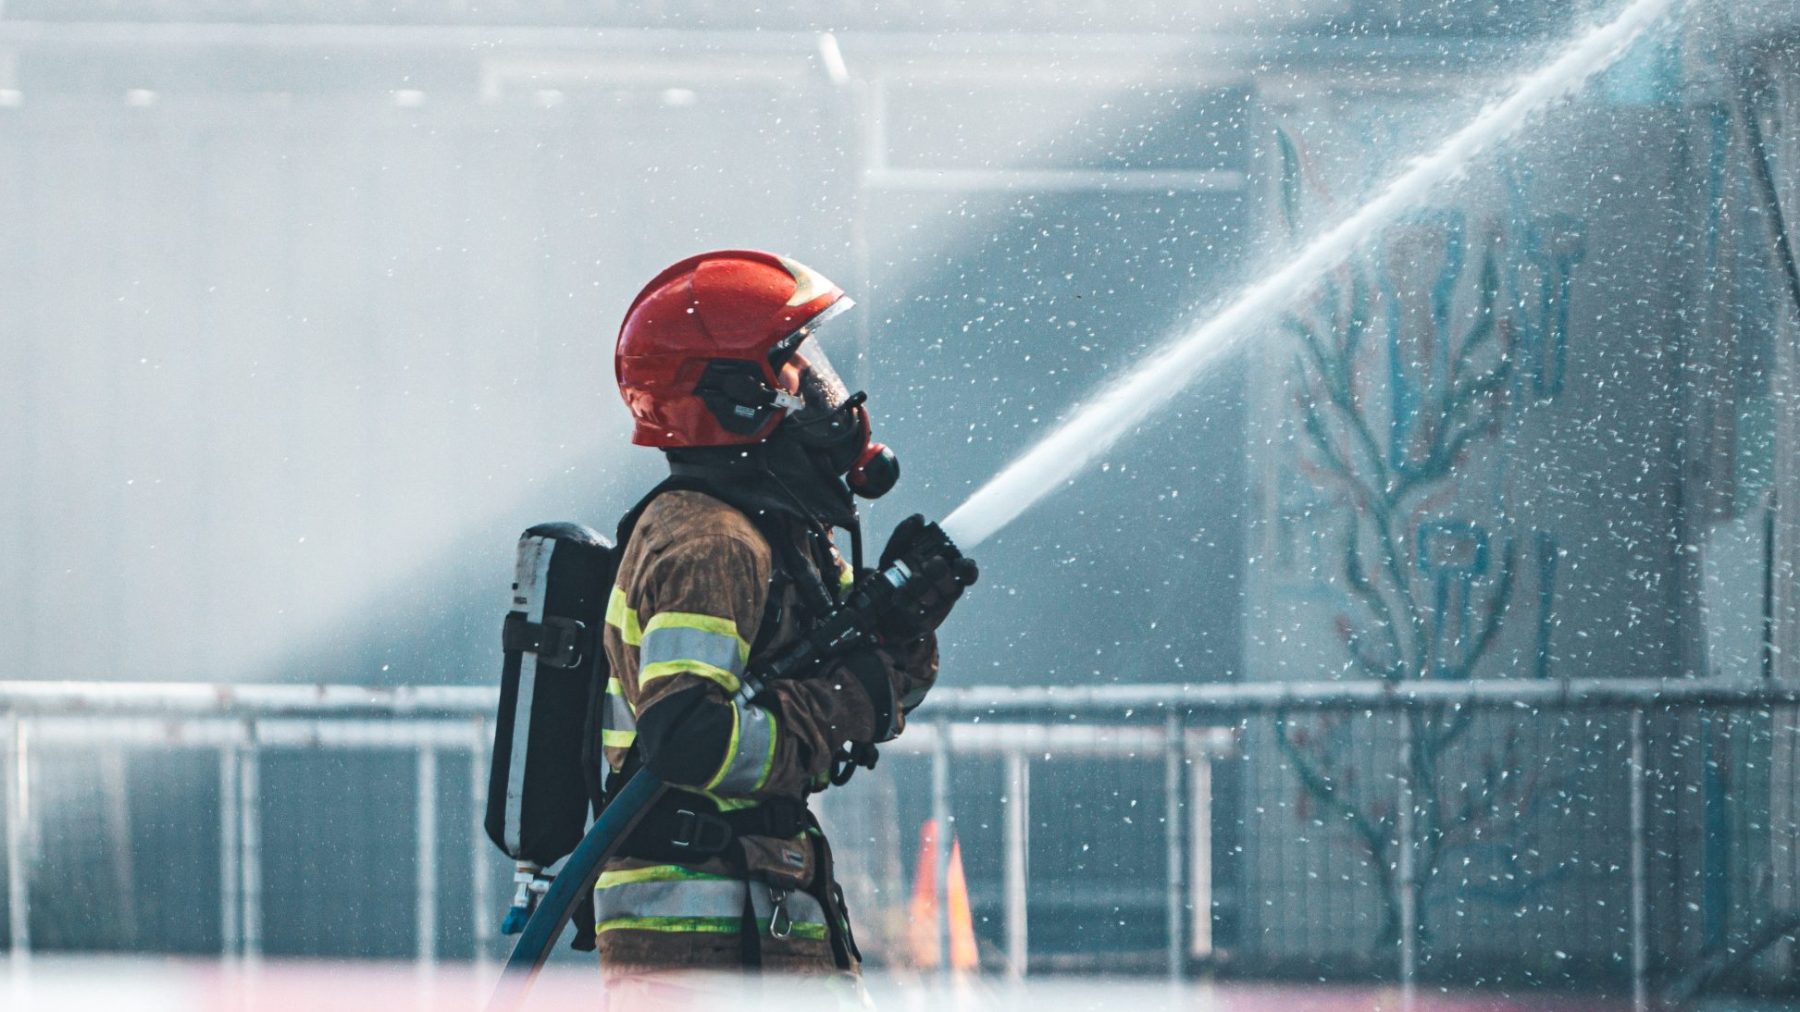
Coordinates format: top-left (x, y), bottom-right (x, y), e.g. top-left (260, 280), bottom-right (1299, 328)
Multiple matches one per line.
top-left (941, 0), bottom-right (1680, 551)
top-left (492, 3), bottom-right (1682, 1000)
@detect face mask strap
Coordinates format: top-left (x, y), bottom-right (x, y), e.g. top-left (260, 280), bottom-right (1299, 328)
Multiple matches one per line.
top-left (786, 390), bottom-right (867, 434)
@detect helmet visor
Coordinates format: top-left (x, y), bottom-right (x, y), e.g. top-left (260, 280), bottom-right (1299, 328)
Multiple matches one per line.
top-left (770, 295), bottom-right (856, 413)
top-left (787, 334), bottom-right (852, 413)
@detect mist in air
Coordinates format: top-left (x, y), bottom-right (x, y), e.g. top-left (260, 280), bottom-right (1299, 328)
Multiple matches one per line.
top-left (3, 1), bottom-right (1800, 1006)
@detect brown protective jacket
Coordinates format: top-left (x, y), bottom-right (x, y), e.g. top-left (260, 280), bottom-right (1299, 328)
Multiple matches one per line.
top-left (596, 488), bottom-right (936, 976)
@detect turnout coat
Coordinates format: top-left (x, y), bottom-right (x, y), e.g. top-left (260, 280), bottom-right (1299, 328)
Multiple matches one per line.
top-left (596, 488), bottom-right (937, 978)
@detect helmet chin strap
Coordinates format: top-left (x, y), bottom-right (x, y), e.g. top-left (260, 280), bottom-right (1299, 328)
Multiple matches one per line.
top-left (759, 452), bottom-right (865, 574)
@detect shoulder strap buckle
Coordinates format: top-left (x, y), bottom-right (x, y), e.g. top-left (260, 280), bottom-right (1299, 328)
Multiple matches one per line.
top-left (669, 808), bottom-right (734, 855)
top-left (501, 612), bottom-right (588, 669)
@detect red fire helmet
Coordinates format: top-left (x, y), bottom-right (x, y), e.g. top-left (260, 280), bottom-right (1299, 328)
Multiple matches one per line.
top-left (615, 249), bottom-right (854, 448)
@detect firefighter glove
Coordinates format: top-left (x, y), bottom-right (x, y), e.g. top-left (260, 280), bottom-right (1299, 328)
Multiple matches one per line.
top-left (875, 514), bottom-right (978, 644)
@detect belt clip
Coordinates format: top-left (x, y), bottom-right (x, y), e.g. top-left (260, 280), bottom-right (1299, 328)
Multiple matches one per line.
top-left (669, 808), bottom-right (732, 854)
top-left (767, 886), bottom-right (793, 940)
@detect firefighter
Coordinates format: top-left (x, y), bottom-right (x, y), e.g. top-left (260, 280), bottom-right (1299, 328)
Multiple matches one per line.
top-left (596, 250), bottom-right (976, 999)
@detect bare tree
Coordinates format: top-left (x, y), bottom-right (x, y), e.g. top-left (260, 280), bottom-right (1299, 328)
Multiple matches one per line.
top-left (1274, 230), bottom-right (1526, 950)
top-left (1264, 125), bottom-right (1556, 957)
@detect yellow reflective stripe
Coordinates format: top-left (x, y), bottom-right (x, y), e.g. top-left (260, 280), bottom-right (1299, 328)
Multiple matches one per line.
top-left (595, 917), bottom-right (828, 939)
top-left (594, 917), bottom-right (825, 941)
top-left (601, 728), bottom-right (637, 747)
top-left (642, 612), bottom-right (750, 667)
top-left (639, 659), bottom-right (741, 693)
top-left (607, 676), bottom-right (625, 694)
top-left (837, 564), bottom-right (854, 591)
top-left (605, 587), bottom-right (642, 646)
top-left (703, 701), bottom-right (744, 792)
top-left (597, 916), bottom-right (741, 935)
top-left (596, 865), bottom-right (731, 889)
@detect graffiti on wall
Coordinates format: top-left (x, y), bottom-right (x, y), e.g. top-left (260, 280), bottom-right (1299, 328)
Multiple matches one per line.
top-left (1263, 118), bottom-right (1589, 951)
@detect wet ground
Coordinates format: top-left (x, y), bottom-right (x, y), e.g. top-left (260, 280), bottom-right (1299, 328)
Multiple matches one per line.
top-left (0, 957), bottom-right (1672, 1011)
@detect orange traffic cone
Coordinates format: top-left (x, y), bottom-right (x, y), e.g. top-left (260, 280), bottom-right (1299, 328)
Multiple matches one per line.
top-left (905, 819), bottom-right (941, 967)
top-left (905, 819), bottom-right (980, 973)
top-left (945, 835), bottom-right (979, 972)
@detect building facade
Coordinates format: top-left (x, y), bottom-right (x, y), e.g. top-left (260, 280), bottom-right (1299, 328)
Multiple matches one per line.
top-left (1239, 6), bottom-right (1800, 986)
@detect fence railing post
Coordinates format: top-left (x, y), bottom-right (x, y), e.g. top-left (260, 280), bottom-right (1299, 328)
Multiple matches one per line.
top-left (471, 722), bottom-right (493, 968)
top-left (1003, 747), bottom-right (1029, 980)
top-left (238, 730), bottom-right (262, 961)
top-left (1397, 713), bottom-right (1417, 1008)
top-left (1629, 707), bottom-right (1648, 1012)
top-left (4, 714), bottom-right (27, 959)
top-left (1164, 712), bottom-right (1185, 981)
top-left (1189, 731), bottom-right (1213, 960)
top-left (219, 741), bottom-right (240, 958)
top-left (415, 746), bottom-right (438, 965)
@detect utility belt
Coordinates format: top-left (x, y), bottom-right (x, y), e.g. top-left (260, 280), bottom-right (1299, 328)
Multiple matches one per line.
top-left (617, 789), bottom-right (811, 868)
top-left (596, 782), bottom-right (862, 969)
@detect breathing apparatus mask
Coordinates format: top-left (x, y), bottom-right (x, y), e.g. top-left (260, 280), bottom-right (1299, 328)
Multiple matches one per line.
top-left (769, 328), bottom-right (899, 500)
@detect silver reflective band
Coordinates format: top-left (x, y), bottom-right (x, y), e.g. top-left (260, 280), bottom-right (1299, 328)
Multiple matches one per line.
top-left (640, 625), bottom-right (746, 676)
top-left (606, 696), bottom-right (636, 729)
top-left (595, 876), bottom-right (826, 935)
top-left (604, 680), bottom-right (637, 737)
top-left (711, 701), bottom-right (776, 794)
top-left (596, 877), bottom-right (745, 922)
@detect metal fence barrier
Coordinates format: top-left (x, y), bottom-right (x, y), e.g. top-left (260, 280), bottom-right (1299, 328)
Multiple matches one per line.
top-left (1, 678), bottom-right (1797, 1008)
top-left (1, 707), bottom-right (496, 964)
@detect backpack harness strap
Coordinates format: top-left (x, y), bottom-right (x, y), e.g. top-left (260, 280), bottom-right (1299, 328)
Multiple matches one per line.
top-left (611, 474), bottom-right (802, 657)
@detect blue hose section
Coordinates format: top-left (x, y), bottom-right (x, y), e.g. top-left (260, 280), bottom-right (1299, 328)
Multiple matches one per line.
top-left (498, 903), bottom-right (531, 937)
top-left (486, 770), bottom-right (665, 1012)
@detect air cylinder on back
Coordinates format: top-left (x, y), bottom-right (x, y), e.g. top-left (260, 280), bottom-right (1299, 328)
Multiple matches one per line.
top-left (485, 522), bottom-right (616, 868)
